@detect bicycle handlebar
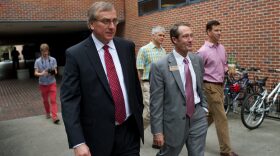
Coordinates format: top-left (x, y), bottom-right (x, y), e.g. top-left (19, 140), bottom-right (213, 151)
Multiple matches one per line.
top-left (236, 66), bottom-right (261, 72)
top-left (248, 67), bottom-right (261, 72)
top-left (268, 69), bottom-right (280, 73)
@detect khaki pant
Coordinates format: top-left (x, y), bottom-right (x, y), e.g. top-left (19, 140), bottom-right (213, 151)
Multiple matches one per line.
top-left (141, 81), bottom-right (150, 129)
top-left (204, 83), bottom-right (232, 154)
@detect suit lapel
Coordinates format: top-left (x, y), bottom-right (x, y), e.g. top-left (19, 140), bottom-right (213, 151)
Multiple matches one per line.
top-left (189, 53), bottom-right (202, 94)
top-left (168, 53), bottom-right (185, 98)
top-left (83, 36), bottom-right (112, 98)
top-left (113, 38), bottom-right (130, 94)
top-left (189, 54), bottom-right (199, 81)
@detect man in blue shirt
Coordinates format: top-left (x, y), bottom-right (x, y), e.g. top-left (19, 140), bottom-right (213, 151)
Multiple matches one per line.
top-left (34, 43), bottom-right (59, 124)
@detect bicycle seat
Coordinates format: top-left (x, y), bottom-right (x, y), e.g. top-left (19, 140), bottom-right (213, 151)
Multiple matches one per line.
top-left (255, 77), bottom-right (268, 86)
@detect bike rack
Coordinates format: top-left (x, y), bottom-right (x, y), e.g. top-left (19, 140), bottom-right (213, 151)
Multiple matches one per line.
top-left (267, 99), bottom-right (280, 120)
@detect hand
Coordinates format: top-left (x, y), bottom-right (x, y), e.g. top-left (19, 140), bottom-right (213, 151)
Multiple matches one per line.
top-left (202, 107), bottom-right (209, 116)
top-left (153, 133), bottom-right (164, 147)
top-left (74, 144), bottom-right (91, 156)
top-left (41, 70), bottom-right (48, 76)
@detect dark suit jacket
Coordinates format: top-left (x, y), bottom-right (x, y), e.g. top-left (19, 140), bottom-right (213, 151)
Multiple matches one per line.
top-left (60, 36), bottom-right (144, 155)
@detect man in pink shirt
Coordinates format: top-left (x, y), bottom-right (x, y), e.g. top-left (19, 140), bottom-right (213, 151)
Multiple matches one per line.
top-left (198, 20), bottom-right (238, 156)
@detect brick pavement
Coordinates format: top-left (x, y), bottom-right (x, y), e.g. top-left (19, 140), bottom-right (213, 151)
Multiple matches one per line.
top-left (0, 78), bottom-right (61, 121)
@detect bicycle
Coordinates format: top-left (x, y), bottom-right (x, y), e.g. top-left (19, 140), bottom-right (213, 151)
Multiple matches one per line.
top-left (241, 69), bottom-right (279, 130)
top-left (224, 67), bottom-right (260, 114)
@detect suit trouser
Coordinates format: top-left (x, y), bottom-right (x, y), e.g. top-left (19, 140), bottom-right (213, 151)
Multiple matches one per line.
top-left (111, 116), bottom-right (140, 156)
top-left (141, 81), bottom-right (150, 129)
top-left (157, 105), bottom-right (208, 156)
top-left (203, 83), bottom-right (232, 154)
top-left (39, 82), bottom-right (58, 121)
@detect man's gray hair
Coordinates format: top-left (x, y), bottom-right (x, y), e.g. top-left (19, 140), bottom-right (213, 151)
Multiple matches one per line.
top-left (151, 26), bottom-right (165, 35)
top-left (87, 2), bottom-right (115, 28)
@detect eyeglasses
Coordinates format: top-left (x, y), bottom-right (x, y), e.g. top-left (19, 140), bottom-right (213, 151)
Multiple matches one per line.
top-left (95, 18), bottom-right (119, 26)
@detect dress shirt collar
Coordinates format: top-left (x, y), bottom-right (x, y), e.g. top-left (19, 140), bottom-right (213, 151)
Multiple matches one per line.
top-left (91, 33), bottom-right (116, 51)
top-left (205, 40), bottom-right (219, 48)
top-left (172, 49), bottom-right (191, 64)
top-left (149, 42), bottom-right (163, 49)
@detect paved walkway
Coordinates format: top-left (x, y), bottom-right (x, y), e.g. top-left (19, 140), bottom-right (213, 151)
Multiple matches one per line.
top-left (1, 79), bottom-right (280, 156)
top-left (0, 114), bottom-right (280, 156)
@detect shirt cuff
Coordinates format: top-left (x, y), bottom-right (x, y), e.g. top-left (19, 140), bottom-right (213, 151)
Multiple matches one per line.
top-left (202, 107), bottom-right (208, 113)
top-left (73, 143), bottom-right (85, 149)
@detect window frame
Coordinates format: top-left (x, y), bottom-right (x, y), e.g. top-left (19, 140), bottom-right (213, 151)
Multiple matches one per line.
top-left (138, 0), bottom-right (206, 16)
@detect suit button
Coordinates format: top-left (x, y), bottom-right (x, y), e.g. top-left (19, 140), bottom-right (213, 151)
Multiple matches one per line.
top-left (182, 116), bottom-right (186, 120)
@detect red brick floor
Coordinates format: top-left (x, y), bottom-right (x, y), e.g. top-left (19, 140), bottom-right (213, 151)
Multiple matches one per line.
top-left (0, 78), bottom-right (61, 121)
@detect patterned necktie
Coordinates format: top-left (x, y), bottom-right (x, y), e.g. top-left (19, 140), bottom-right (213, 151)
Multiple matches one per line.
top-left (183, 58), bottom-right (195, 118)
top-left (103, 45), bottom-right (126, 124)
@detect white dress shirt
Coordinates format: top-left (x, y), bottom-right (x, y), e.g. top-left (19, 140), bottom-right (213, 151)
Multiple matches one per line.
top-left (173, 50), bottom-right (201, 105)
top-left (73, 35), bottom-right (132, 148)
top-left (91, 34), bottom-right (131, 120)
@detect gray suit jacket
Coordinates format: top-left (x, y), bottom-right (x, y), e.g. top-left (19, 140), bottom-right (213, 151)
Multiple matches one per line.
top-left (150, 52), bottom-right (207, 147)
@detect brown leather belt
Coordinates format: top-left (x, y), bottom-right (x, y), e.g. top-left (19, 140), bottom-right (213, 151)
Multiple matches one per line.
top-left (142, 80), bottom-right (149, 82)
top-left (203, 80), bottom-right (223, 86)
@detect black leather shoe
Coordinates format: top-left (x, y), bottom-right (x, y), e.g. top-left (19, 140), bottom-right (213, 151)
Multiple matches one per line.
top-left (152, 144), bottom-right (161, 149)
top-left (53, 119), bottom-right (60, 124)
top-left (220, 152), bottom-right (238, 156)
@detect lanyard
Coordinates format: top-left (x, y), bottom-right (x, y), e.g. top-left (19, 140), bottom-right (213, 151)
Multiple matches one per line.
top-left (41, 57), bottom-right (52, 70)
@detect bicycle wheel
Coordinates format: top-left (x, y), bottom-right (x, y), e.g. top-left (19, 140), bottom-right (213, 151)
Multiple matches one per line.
top-left (224, 93), bottom-right (231, 115)
top-left (238, 85), bottom-right (254, 101)
top-left (241, 93), bottom-right (266, 130)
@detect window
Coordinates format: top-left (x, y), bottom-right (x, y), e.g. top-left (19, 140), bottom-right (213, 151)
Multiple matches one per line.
top-left (161, 0), bottom-right (185, 9)
top-left (138, 0), bottom-right (159, 15)
top-left (138, 0), bottom-right (206, 16)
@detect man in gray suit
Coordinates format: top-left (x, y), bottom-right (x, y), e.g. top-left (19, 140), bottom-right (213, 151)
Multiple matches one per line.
top-left (150, 22), bottom-right (208, 156)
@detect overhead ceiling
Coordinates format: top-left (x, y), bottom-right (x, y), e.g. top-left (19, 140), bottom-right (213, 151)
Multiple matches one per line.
top-left (0, 21), bottom-right (89, 45)
top-left (0, 21), bottom-right (88, 35)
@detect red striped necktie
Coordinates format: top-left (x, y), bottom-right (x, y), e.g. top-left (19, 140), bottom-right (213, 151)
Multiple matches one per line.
top-left (103, 45), bottom-right (126, 124)
top-left (183, 58), bottom-right (195, 118)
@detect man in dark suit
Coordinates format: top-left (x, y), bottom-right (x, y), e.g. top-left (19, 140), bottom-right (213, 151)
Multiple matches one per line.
top-left (60, 2), bottom-right (143, 156)
top-left (150, 22), bottom-right (208, 156)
